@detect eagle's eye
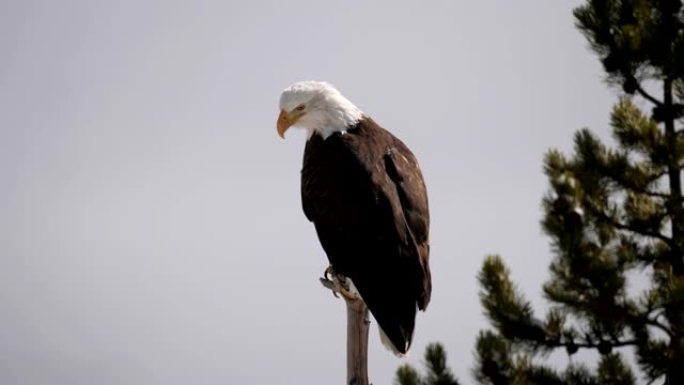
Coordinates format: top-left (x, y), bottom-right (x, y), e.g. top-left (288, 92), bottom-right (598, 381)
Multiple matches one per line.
top-left (295, 104), bottom-right (305, 112)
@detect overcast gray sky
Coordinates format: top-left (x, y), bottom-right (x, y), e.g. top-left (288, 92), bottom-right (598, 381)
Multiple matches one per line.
top-left (1, 1), bottom-right (617, 384)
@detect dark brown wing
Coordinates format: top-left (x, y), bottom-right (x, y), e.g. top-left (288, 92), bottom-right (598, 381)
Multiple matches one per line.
top-left (301, 117), bottom-right (431, 354)
top-left (383, 133), bottom-right (431, 310)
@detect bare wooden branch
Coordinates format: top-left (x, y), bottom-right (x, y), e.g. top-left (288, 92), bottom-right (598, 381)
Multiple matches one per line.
top-left (346, 296), bottom-right (370, 385)
top-left (320, 273), bottom-right (371, 385)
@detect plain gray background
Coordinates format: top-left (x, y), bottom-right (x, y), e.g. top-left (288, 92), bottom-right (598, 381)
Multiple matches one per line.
top-left (1, 1), bottom-right (617, 384)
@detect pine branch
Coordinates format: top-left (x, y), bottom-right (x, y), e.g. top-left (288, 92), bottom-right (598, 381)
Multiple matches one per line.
top-left (424, 344), bottom-right (460, 385)
top-left (606, 174), bottom-right (672, 201)
top-left (635, 82), bottom-right (664, 107)
top-left (642, 190), bottom-right (673, 200)
top-left (544, 337), bottom-right (638, 352)
top-left (396, 364), bottom-right (422, 385)
top-left (611, 171), bottom-right (677, 201)
top-left (395, 343), bottom-right (460, 385)
top-left (643, 316), bottom-right (674, 339)
top-left (584, 201), bottom-right (671, 243)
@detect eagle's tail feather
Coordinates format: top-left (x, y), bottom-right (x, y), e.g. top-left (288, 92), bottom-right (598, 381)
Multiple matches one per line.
top-left (379, 325), bottom-right (411, 357)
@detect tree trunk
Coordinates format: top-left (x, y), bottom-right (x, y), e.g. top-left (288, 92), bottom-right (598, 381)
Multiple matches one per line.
top-left (345, 296), bottom-right (370, 385)
top-left (663, 78), bottom-right (684, 275)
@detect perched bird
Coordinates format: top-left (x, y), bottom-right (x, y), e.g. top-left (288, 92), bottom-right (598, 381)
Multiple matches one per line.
top-left (277, 81), bottom-right (431, 355)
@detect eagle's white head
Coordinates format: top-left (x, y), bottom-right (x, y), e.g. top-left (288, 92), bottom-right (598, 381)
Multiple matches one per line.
top-left (277, 81), bottom-right (364, 140)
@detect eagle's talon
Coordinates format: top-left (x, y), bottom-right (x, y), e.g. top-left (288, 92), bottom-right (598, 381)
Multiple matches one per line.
top-left (324, 265), bottom-right (334, 281)
top-left (337, 283), bottom-right (357, 302)
top-left (320, 268), bottom-right (357, 301)
top-left (319, 274), bottom-right (340, 298)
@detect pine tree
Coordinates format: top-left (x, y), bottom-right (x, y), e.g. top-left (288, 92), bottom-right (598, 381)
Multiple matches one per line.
top-left (397, 1), bottom-right (684, 384)
top-left (476, 1), bottom-right (684, 384)
top-left (395, 343), bottom-right (461, 385)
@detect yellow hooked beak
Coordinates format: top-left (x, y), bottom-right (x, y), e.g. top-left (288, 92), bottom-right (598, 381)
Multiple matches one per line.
top-left (277, 109), bottom-right (304, 139)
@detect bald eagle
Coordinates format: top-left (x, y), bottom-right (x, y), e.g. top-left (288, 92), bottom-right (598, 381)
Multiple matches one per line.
top-left (277, 81), bottom-right (431, 355)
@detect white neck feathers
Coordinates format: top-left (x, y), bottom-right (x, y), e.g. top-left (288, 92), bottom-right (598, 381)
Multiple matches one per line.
top-left (279, 81), bottom-right (364, 140)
